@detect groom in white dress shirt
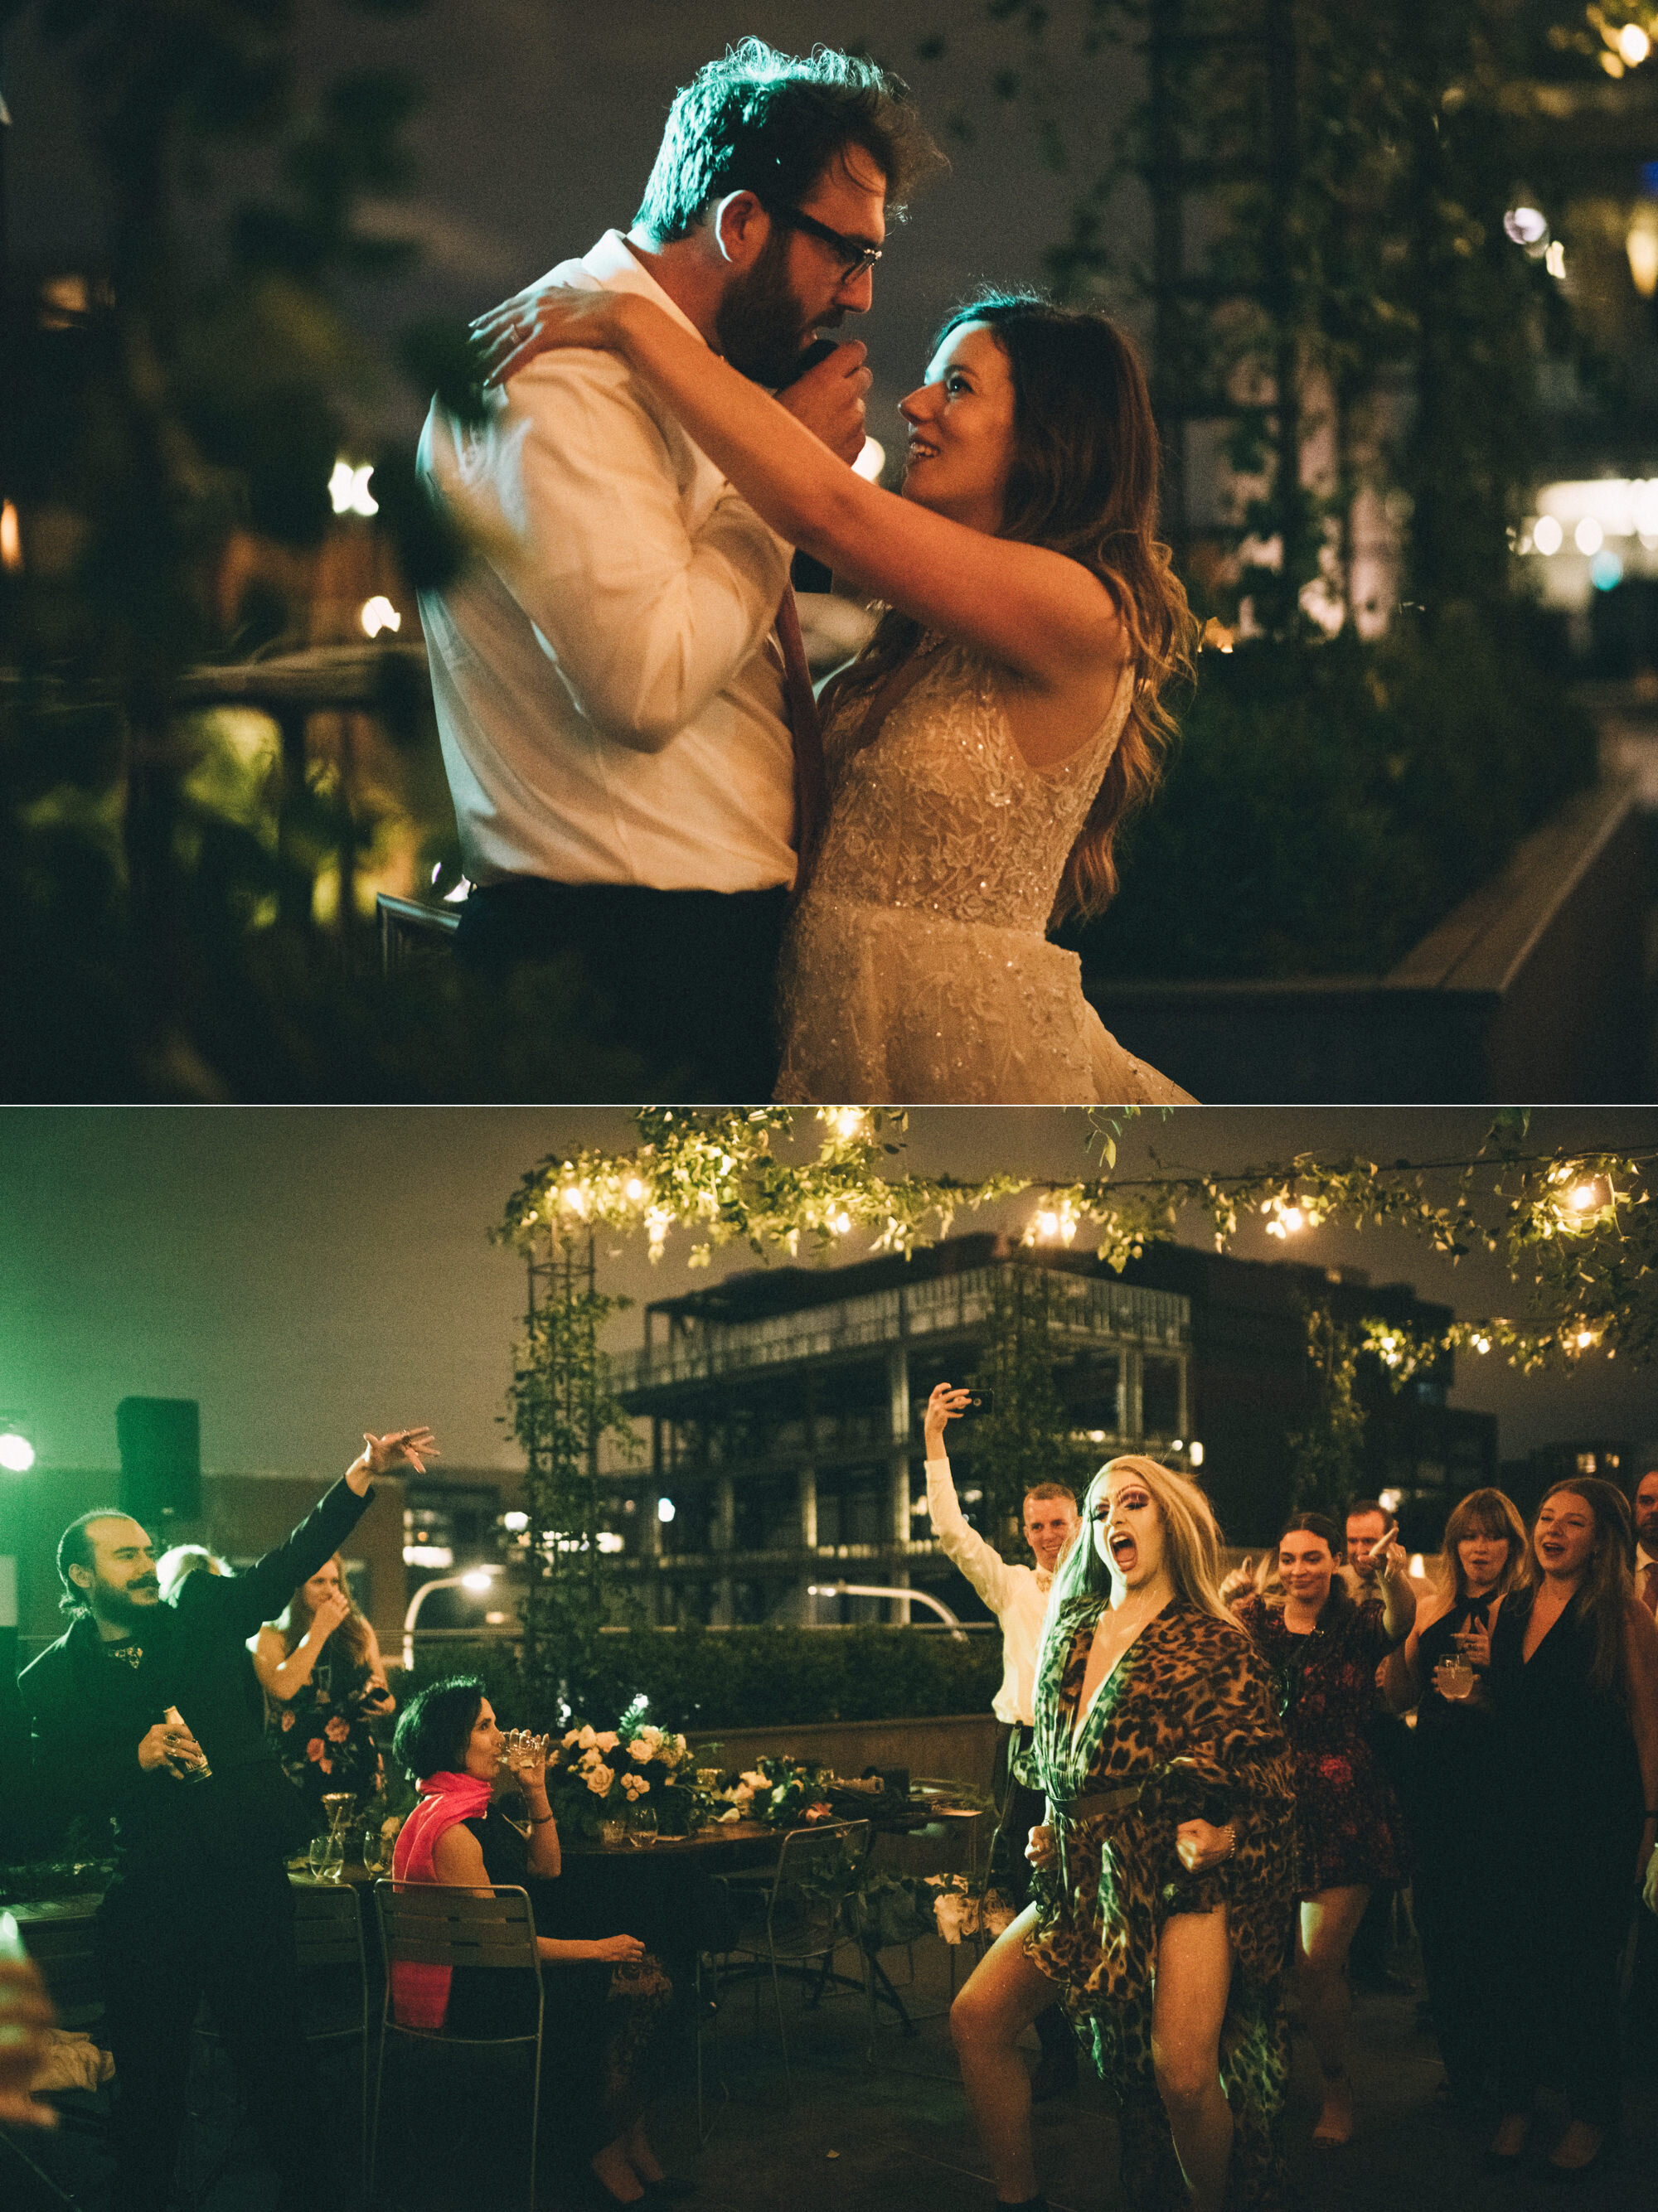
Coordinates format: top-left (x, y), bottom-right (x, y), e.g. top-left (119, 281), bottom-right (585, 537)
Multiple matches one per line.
top-left (417, 41), bottom-right (940, 1098)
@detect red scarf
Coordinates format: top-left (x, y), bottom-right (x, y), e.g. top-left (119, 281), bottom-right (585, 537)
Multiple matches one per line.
top-left (389, 1770), bottom-right (495, 2029)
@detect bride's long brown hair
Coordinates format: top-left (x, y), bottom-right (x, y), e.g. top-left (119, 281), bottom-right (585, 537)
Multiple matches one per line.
top-left (824, 290), bottom-right (1195, 919)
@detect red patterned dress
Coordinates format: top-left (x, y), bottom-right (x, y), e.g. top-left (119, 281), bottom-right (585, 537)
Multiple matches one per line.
top-left (1026, 1594), bottom-right (1297, 2210)
top-left (1233, 1591), bottom-right (1407, 1895)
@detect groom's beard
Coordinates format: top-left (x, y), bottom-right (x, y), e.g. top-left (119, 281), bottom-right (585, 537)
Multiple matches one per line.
top-left (715, 235), bottom-right (823, 387)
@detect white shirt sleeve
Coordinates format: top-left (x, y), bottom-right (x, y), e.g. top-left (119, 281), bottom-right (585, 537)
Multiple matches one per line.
top-left (925, 1454), bottom-right (1017, 1619)
top-left (480, 355), bottom-right (791, 753)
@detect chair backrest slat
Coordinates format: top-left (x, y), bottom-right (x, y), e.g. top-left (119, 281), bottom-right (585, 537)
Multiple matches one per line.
top-left (374, 1881), bottom-right (541, 1973)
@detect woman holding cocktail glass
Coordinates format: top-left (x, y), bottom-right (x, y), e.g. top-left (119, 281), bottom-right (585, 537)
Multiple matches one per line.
top-left (1384, 1487), bottom-right (1526, 2106)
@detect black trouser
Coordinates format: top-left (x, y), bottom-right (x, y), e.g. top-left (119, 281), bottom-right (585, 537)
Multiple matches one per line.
top-left (454, 876), bottom-right (789, 1101)
top-left (1411, 1828), bottom-right (1498, 2097)
top-left (991, 1724), bottom-right (1075, 2074)
top-left (96, 1856), bottom-right (316, 2212)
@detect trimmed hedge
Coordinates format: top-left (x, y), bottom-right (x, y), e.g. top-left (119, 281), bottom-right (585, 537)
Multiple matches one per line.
top-left (401, 1627), bottom-right (1003, 1737)
top-left (1063, 609), bottom-right (1597, 980)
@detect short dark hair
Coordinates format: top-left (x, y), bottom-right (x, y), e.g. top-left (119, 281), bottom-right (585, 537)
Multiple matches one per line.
top-left (56, 1508), bottom-right (130, 1615)
top-left (1345, 1498), bottom-right (1387, 1525)
top-left (392, 1675), bottom-right (486, 1781)
top-left (633, 38), bottom-right (943, 244)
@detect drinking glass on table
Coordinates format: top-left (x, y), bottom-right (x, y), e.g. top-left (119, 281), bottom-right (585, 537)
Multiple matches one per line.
top-left (628, 1806), bottom-right (658, 1849)
top-left (361, 1823), bottom-right (393, 1876)
top-left (308, 1832), bottom-right (344, 1882)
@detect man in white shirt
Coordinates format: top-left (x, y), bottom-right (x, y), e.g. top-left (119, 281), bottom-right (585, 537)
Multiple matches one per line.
top-left (923, 1382), bottom-right (1082, 2098)
top-left (418, 41), bottom-right (940, 1097)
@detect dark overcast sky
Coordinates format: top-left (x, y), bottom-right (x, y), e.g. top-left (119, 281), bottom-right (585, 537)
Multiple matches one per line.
top-left (2, 1108), bottom-right (1654, 1487)
top-left (0, 0), bottom-right (1146, 441)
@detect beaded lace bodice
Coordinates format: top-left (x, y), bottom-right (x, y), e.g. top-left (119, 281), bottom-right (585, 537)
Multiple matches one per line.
top-left (807, 637), bottom-right (1132, 933)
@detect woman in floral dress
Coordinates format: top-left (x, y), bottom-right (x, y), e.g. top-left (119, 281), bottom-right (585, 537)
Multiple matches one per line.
top-left (1229, 1510), bottom-right (1413, 2147)
top-left (950, 1457), bottom-right (1295, 2212)
top-left (251, 1551), bottom-right (395, 1818)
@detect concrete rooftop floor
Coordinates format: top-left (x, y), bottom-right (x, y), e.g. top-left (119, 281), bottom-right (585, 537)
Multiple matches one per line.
top-left (8, 1919), bottom-right (1657, 2212)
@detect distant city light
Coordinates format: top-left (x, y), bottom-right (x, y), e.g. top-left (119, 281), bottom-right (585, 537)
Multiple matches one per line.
top-left (1620, 24), bottom-right (1651, 66)
top-left (1544, 240), bottom-right (1566, 281)
top-left (1629, 206), bottom-right (1658, 298)
top-left (1502, 206), bottom-right (1548, 247)
top-left (404, 1543), bottom-right (453, 1568)
top-left (329, 461), bottom-right (378, 517)
top-left (502, 1511), bottom-right (529, 1532)
top-left (1575, 516), bottom-right (1604, 555)
top-left (1379, 1488), bottom-right (1403, 1514)
top-left (359, 595), bottom-right (400, 637)
top-left (1591, 549), bottom-right (1624, 591)
top-left (461, 1568), bottom-right (495, 1594)
top-left (1189, 1442), bottom-right (1205, 1469)
top-left (657, 1497), bottom-right (676, 1523)
top-left (1530, 515), bottom-right (1563, 555)
top-left (596, 1531), bottom-right (626, 1554)
top-left (0, 503), bottom-right (21, 574)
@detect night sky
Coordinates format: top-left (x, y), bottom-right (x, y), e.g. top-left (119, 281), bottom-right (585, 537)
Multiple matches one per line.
top-left (1, 0), bottom-right (1144, 443)
top-left (2, 1108), bottom-right (1654, 1488)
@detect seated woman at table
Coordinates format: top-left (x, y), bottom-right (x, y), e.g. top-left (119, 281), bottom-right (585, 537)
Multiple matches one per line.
top-left (390, 1677), bottom-right (676, 2209)
top-left (253, 1551), bottom-right (395, 1817)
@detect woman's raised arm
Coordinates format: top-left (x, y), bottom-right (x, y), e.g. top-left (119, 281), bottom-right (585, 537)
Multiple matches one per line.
top-left (476, 290), bottom-right (1126, 696)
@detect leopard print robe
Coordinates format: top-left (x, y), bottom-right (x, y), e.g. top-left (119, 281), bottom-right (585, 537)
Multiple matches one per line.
top-left (1025, 1594), bottom-right (1297, 2211)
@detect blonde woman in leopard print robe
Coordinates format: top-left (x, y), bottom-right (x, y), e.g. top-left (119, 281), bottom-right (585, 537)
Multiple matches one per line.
top-left (950, 1458), bottom-right (1295, 2212)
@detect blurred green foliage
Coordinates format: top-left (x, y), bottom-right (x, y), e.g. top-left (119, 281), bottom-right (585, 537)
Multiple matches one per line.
top-left (1064, 607), bottom-right (1598, 977)
top-left (401, 1627), bottom-right (1003, 1739)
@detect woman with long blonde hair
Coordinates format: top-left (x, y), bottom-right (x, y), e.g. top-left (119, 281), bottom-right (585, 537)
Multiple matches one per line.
top-left (474, 281), bottom-right (1196, 1103)
top-left (948, 1457), bottom-right (1293, 2212)
top-left (1485, 1478), bottom-right (1658, 2177)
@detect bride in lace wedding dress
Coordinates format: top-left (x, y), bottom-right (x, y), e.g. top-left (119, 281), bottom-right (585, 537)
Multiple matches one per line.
top-left (475, 275), bottom-right (1195, 1103)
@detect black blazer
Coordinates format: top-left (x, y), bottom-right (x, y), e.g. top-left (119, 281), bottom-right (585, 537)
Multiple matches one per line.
top-left (19, 1478), bottom-right (376, 1869)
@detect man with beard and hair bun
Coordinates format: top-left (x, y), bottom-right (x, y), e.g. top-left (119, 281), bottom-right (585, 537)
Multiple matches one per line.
top-left (19, 1426), bottom-right (435, 2212)
top-left (418, 39), bottom-right (942, 1098)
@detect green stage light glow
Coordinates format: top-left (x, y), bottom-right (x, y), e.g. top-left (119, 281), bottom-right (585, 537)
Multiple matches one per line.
top-left (0, 1431), bottom-right (35, 1473)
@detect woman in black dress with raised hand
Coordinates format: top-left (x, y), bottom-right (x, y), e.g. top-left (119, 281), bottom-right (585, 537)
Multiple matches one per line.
top-left (1485, 1479), bottom-right (1658, 2180)
top-left (1384, 1486), bottom-right (1526, 2105)
top-left (1230, 1509), bottom-right (1414, 2147)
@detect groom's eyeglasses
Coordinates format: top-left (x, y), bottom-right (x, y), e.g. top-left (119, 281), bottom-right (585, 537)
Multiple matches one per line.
top-left (766, 205), bottom-right (884, 284)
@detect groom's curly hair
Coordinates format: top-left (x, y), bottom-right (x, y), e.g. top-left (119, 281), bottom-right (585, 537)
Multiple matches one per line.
top-left (634, 39), bottom-right (944, 240)
top-left (826, 293), bottom-right (1197, 922)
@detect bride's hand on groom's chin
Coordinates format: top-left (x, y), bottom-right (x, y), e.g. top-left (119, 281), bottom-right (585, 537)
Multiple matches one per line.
top-left (470, 285), bottom-right (628, 389)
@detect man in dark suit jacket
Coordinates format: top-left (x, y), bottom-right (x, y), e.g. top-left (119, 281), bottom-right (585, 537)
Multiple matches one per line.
top-left (19, 1424), bottom-right (434, 2212)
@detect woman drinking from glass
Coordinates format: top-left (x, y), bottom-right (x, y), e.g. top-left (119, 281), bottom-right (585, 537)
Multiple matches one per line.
top-left (1384, 1487), bottom-right (1526, 2106)
top-left (389, 1678), bottom-right (676, 2209)
top-left (1230, 1509), bottom-right (1414, 2147)
top-left (1484, 1479), bottom-right (1658, 2178)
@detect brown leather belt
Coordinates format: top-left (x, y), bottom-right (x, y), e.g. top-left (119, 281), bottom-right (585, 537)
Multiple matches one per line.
top-left (1046, 1782), bottom-right (1145, 1895)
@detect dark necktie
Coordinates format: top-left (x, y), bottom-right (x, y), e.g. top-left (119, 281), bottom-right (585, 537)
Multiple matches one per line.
top-left (775, 587), bottom-right (825, 877)
top-left (1642, 1561), bottom-right (1658, 1618)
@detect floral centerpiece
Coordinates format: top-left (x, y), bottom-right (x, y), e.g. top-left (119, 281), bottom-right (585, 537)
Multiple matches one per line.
top-left (542, 1713), bottom-right (705, 1838)
top-left (714, 1754), bottom-right (836, 1829)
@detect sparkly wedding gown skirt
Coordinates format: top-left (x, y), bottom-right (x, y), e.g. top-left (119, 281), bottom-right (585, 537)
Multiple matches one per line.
top-left (774, 641), bottom-right (1195, 1105)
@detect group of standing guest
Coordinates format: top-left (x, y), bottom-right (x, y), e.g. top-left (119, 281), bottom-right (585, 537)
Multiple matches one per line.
top-left (926, 1383), bottom-right (1658, 2210)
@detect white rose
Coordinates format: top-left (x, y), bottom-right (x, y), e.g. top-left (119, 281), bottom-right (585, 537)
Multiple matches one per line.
top-left (584, 1764), bottom-right (615, 1796)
